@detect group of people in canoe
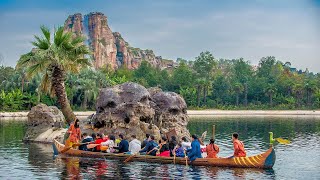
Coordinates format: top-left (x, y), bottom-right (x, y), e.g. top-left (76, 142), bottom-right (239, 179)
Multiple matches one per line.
top-left (65, 119), bottom-right (247, 162)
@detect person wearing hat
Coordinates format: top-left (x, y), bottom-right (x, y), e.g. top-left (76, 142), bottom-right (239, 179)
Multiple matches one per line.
top-left (187, 134), bottom-right (202, 162)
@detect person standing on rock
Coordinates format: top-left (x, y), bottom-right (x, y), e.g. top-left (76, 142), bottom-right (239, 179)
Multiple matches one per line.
top-left (66, 119), bottom-right (81, 148)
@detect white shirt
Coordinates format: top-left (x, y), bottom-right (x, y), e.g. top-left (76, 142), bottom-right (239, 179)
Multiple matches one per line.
top-left (181, 141), bottom-right (191, 150)
top-left (129, 139), bottom-right (141, 154)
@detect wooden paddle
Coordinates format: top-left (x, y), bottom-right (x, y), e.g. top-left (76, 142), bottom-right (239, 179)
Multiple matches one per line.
top-left (60, 143), bottom-right (86, 153)
top-left (184, 150), bottom-right (188, 167)
top-left (124, 152), bottom-right (139, 163)
top-left (87, 144), bottom-right (100, 149)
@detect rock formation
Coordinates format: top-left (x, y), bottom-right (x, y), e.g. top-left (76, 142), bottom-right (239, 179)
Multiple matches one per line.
top-left (64, 12), bottom-right (169, 70)
top-left (92, 82), bottom-right (190, 141)
top-left (24, 104), bottom-right (66, 143)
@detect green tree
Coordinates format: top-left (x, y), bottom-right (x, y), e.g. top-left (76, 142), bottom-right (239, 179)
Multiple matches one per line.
top-left (193, 51), bottom-right (217, 106)
top-left (16, 26), bottom-right (91, 124)
top-left (233, 83), bottom-right (244, 106)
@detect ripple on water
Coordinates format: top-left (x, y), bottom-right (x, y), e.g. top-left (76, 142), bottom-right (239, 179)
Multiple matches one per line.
top-left (1, 118), bottom-right (320, 179)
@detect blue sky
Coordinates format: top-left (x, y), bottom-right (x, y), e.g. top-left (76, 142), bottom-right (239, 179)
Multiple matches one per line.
top-left (0, 0), bottom-right (319, 72)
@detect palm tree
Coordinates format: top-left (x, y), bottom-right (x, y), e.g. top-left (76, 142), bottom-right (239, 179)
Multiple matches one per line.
top-left (305, 81), bottom-right (317, 107)
top-left (265, 85), bottom-right (276, 106)
top-left (233, 82), bottom-right (243, 106)
top-left (16, 26), bottom-right (91, 124)
top-left (293, 83), bottom-right (304, 107)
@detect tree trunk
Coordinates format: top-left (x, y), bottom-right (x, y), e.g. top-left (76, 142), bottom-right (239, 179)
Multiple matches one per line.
top-left (269, 94), bottom-right (273, 106)
top-left (82, 92), bottom-right (87, 110)
top-left (236, 93), bottom-right (239, 106)
top-left (307, 90), bottom-right (311, 107)
top-left (203, 86), bottom-right (207, 106)
top-left (244, 83), bottom-right (248, 107)
top-left (197, 85), bottom-right (201, 107)
top-left (52, 66), bottom-right (76, 124)
top-left (21, 74), bottom-right (25, 92)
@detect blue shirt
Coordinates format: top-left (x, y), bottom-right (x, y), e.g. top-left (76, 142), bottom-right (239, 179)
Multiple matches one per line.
top-left (187, 139), bottom-right (202, 161)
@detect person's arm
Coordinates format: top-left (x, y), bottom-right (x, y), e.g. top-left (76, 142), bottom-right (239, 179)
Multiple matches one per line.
top-left (188, 142), bottom-right (195, 157)
top-left (233, 142), bottom-right (239, 156)
top-left (140, 143), bottom-right (149, 153)
top-left (118, 141), bottom-right (123, 151)
top-left (68, 124), bottom-right (74, 134)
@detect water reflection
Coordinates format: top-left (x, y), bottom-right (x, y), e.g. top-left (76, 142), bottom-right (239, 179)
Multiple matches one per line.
top-left (0, 118), bottom-right (320, 179)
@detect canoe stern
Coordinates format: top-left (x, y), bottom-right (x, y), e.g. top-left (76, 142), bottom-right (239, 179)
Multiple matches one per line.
top-left (263, 148), bottom-right (276, 169)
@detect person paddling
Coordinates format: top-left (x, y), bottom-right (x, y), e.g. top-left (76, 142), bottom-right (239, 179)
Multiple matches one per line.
top-left (139, 135), bottom-right (158, 156)
top-left (187, 134), bottom-right (202, 162)
top-left (230, 133), bottom-right (246, 157)
top-left (206, 138), bottom-right (220, 158)
top-left (66, 119), bottom-right (81, 148)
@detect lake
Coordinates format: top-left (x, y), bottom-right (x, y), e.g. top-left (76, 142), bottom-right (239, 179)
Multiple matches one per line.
top-left (0, 117), bottom-right (319, 179)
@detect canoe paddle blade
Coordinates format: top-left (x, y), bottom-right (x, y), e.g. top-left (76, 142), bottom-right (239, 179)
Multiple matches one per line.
top-left (275, 138), bottom-right (291, 145)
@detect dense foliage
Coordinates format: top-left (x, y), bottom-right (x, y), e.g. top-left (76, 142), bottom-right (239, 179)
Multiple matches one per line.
top-left (1, 51), bottom-right (320, 111)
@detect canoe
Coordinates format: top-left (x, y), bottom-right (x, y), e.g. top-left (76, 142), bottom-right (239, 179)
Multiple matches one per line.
top-left (53, 139), bottom-right (275, 169)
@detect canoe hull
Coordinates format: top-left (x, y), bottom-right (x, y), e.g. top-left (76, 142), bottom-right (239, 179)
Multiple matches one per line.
top-left (53, 139), bottom-right (275, 169)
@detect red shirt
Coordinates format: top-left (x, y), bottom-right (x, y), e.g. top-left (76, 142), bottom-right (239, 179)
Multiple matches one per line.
top-left (94, 138), bottom-right (104, 151)
top-left (233, 140), bottom-right (246, 157)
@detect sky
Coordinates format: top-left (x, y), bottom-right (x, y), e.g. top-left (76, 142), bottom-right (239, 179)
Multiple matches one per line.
top-left (0, 0), bottom-right (319, 72)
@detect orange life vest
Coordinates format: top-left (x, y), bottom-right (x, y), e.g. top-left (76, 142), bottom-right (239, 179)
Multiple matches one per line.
top-left (233, 139), bottom-right (246, 157)
top-left (68, 123), bottom-right (81, 143)
top-left (206, 144), bottom-right (220, 158)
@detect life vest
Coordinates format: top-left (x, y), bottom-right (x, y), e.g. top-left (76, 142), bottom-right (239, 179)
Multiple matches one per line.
top-left (68, 123), bottom-right (81, 143)
top-left (206, 144), bottom-right (220, 158)
top-left (233, 140), bottom-right (246, 157)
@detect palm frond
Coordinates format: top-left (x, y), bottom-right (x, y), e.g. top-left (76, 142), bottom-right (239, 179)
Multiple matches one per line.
top-left (39, 73), bottom-right (52, 93)
top-left (40, 25), bottom-right (51, 44)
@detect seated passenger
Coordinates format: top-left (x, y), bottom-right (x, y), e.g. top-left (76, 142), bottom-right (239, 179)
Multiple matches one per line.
top-left (139, 135), bottom-right (158, 156)
top-left (181, 136), bottom-right (191, 150)
top-left (231, 133), bottom-right (246, 157)
top-left (114, 134), bottom-right (129, 153)
top-left (206, 138), bottom-right (220, 158)
top-left (79, 133), bottom-right (93, 151)
top-left (187, 134), bottom-right (202, 162)
top-left (141, 134), bottom-right (150, 149)
top-left (173, 143), bottom-right (185, 157)
top-left (169, 136), bottom-right (178, 157)
top-left (156, 136), bottom-right (170, 157)
top-left (128, 135), bottom-right (141, 154)
top-left (101, 135), bottom-right (116, 153)
top-left (91, 133), bottom-right (104, 152)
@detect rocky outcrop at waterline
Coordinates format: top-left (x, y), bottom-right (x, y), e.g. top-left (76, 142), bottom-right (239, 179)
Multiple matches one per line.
top-left (92, 82), bottom-right (190, 140)
top-left (23, 83), bottom-right (190, 143)
top-left (23, 104), bottom-right (66, 143)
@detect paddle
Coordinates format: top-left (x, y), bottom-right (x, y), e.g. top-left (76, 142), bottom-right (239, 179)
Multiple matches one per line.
top-left (87, 144), bottom-right (100, 149)
top-left (60, 143), bottom-right (86, 153)
top-left (269, 132), bottom-right (291, 145)
top-left (124, 152), bottom-right (139, 163)
top-left (184, 150), bottom-right (188, 167)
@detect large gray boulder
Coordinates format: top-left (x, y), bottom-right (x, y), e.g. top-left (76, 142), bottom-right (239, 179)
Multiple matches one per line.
top-left (24, 104), bottom-right (66, 143)
top-left (92, 82), bottom-right (190, 141)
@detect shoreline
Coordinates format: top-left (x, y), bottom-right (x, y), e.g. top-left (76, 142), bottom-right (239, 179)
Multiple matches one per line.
top-left (1, 110), bottom-right (320, 118)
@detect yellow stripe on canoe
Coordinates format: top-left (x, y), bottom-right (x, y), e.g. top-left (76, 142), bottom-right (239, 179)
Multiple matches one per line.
top-left (251, 156), bottom-right (259, 164)
top-left (240, 157), bottom-right (248, 166)
top-left (245, 157), bottom-right (256, 167)
top-left (236, 157), bottom-right (242, 166)
top-left (233, 158), bottom-right (238, 165)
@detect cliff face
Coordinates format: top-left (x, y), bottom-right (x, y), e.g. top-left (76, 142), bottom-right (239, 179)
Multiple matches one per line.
top-left (64, 12), bottom-right (166, 70)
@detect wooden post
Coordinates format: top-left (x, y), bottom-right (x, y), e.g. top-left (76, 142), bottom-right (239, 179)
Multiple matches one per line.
top-left (212, 125), bottom-right (215, 140)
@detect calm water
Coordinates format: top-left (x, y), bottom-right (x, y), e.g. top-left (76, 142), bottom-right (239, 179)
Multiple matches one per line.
top-left (0, 117), bottom-right (320, 180)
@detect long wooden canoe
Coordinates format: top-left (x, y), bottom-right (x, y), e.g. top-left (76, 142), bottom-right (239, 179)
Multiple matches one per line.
top-left (53, 139), bottom-right (275, 169)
